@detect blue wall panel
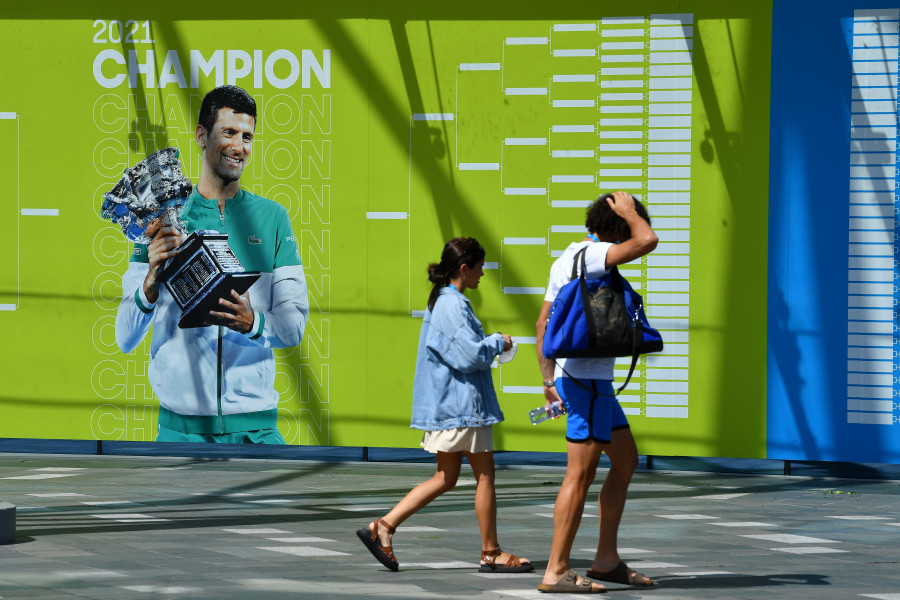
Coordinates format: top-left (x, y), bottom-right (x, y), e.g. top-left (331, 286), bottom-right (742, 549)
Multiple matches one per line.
top-left (769, 0), bottom-right (900, 462)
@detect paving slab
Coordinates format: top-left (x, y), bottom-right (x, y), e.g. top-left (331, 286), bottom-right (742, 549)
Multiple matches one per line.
top-left (0, 453), bottom-right (898, 599)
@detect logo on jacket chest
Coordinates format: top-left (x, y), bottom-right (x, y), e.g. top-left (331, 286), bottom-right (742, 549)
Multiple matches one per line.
top-left (249, 235), bottom-right (262, 245)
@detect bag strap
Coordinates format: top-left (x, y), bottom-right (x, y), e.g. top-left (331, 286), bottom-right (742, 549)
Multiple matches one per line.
top-left (612, 299), bottom-right (644, 394)
top-left (614, 319), bottom-right (641, 394)
top-left (570, 246), bottom-right (588, 280)
top-left (571, 245), bottom-right (624, 292)
top-left (577, 249), bottom-right (599, 348)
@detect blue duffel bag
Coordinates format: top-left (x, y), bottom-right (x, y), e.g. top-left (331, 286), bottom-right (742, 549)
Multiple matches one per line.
top-left (543, 247), bottom-right (663, 393)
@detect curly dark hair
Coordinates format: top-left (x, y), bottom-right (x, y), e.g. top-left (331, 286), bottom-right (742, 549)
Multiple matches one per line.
top-left (198, 85), bottom-right (257, 133)
top-left (426, 237), bottom-right (485, 310)
top-left (585, 193), bottom-right (651, 242)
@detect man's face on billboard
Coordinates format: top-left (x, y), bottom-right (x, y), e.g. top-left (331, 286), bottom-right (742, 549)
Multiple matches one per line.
top-left (199, 108), bottom-right (255, 186)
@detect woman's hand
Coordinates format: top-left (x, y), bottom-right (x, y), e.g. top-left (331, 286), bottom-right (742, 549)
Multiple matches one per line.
top-left (501, 333), bottom-right (513, 352)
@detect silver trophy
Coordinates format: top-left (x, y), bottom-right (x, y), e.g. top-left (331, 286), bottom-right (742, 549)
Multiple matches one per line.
top-left (102, 148), bottom-right (259, 328)
top-left (101, 147), bottom-right (191, 243)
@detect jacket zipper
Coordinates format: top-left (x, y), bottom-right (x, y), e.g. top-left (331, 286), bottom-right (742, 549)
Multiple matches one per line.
top-left (216, 205), bottom-right (225, 433)
top-left (217, 326), bottom-right (224, 433)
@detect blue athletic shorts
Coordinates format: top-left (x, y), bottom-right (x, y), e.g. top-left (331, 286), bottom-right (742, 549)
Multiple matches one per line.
top-left (556, 377), bottom-right (629, 443)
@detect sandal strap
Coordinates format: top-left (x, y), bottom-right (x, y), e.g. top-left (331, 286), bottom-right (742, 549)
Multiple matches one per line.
top-left (480, 546), bottom-right (524, 569)
top-left (383, 545), bottom-right (396, 562)
top-left (481, 546), bottom-right (501, 567)
top-left (369, 518), bottom-right (397, 544)
top-left (502, 553), bottom-right (523, 568)
top-left (564, 570), bottom-right (592, 589)
top-left (369, 519), bottom-right (398, 563)
top-left (377, 518), bottom-right (397, 534)
top-left (481, 547), bottom-right (501, 560)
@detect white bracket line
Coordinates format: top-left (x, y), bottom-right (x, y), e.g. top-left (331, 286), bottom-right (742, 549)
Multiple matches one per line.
top-left (412, 113), bottom-right (454, 121)
top-left (365, 212), bottom-right (407, 219)
top-left (2, 112), bottom-right (19, 311)
top-left (459, 163), bottom-right (499, 171)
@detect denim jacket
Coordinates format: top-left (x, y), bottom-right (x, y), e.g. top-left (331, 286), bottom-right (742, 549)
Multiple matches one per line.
top-left (410, 286), bottom-right (507, 431)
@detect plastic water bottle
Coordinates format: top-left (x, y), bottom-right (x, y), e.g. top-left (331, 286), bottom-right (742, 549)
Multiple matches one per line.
top-left (529, 402), bottom-right (566, 425)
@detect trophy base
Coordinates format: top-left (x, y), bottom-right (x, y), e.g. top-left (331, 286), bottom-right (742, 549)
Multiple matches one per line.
top-left (158, 231), bottom-right (261, 329)
top-left (178, 272), bottom-right (260, 329)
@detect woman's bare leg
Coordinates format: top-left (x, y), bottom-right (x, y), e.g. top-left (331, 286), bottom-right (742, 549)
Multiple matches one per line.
top-left (369, 451), bottom-right (463, 547)
top-left (464, 451), bottom-right (530, 566)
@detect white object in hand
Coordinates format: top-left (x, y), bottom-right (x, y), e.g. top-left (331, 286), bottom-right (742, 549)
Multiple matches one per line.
top-left (498, 341), bottom-right (518, 364)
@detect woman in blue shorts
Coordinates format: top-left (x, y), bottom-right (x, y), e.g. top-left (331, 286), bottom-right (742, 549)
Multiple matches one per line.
top-left (535, 191), bottom-right (658, 594)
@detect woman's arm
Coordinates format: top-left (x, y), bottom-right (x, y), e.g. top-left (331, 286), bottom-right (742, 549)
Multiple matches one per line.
top-left (427, 298), bottom-right (507, 373)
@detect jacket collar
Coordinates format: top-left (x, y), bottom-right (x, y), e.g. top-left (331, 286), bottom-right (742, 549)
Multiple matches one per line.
top-left (187, 187), bottom-right (244, 209)
top-left (439, 285), bottom-right (469, 303)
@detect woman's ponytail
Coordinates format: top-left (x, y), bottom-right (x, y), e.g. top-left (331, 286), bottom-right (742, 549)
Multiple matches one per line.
top-left (426, 262), bottom-right (451, 311)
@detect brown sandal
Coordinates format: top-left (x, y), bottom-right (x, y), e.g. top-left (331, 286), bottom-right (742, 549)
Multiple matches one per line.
top-left (538, 570), bottom-right (606, 593)
top-left (479, 546), bottom-right (534, 573)
top-left (356, 518), bottom-right (399, 571)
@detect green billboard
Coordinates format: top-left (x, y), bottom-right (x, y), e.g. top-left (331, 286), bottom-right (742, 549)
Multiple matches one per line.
top-left (0, 3), bottom-right (771, 457)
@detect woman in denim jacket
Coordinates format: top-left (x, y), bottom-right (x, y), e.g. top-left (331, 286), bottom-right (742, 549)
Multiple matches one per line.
top-left (357, 237), bottom-right (532, 574)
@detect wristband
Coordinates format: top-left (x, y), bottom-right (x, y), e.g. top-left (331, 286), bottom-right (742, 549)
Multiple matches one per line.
top-left (543, 379), bottom-right (555, 387)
